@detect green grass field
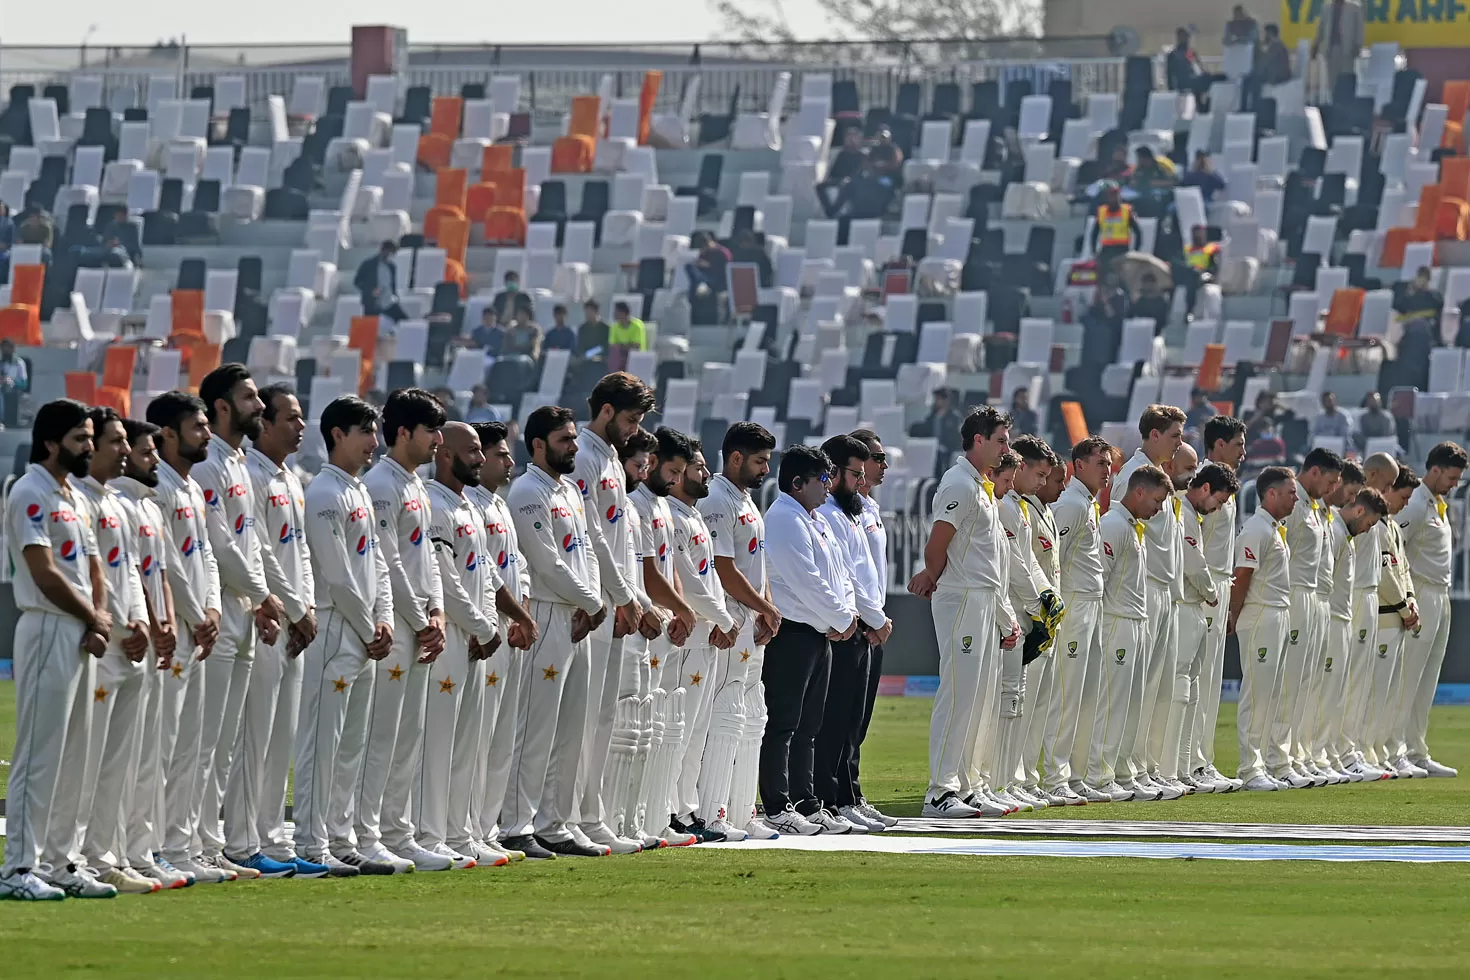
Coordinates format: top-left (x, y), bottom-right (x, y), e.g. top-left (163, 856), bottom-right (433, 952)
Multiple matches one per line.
top-left (2, 681), bottom-right (1469, 978)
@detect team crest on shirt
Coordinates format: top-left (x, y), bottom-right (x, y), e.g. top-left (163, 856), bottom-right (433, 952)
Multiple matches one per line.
top-left (1206, 617), bottom-right (1214, 629)
top-left (1115, 649), bottom-right (1126, 663)
top-left (1378, 644), bottom-right (1389, 658)
top-left (1102, 542), bottom-right (1113, 558)
top-left (1359, 628), bottom-right (1368, 642)
top-left (1243, 547), bottom-right (1256, 561)
top-left (962, 635), bottom-right (973, 650)
top-left (1257, 648), bottom-right (1268, 662)
top-left (1066, 640), bottom-right (1078, 657)
top-left (1290, 629), bottom-right (1299, 644)
top-left (1324, 657), bottom-right (1334, 673)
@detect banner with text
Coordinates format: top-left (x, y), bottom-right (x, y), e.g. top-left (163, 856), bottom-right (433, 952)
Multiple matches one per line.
top-left (1281, 0), bottom-right (1470, 48)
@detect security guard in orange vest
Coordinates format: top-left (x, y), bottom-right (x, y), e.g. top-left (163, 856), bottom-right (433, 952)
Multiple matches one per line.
top-left (1182, 224), bottom-right (1220, 316)
top-left (1089, 183), bottom-right (1141, 274)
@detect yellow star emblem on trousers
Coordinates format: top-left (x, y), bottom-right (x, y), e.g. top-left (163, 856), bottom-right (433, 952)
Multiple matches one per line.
top-left (649, 656), bottom-right (660, 669)
top-left (487, 672), bottom-right (499, 687)
top-left (170, 662), bottom-right (184, 678)
top-left (543, 664), bottom-right (560, 681)
top-left (94, 686), bottom-right (109, 702)
top-left (440, 677), bottom-right (456, 694)
top-left (739, 649), bottom-right (751, 662)
top-left (689, 671), bottom-right (703, 686)
top-left (333, 676), bottom-right (348, 693)
top-left (388, 665), bottom-right (404, 681)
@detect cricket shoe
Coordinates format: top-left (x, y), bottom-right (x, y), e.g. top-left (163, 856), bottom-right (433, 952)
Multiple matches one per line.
top-left (1204, 766), bottom-right (1243, 792)
top-left (480, 839), bottom-right (527, 862)
top-left (209, 854), bottom-right (261, 879)
top-left (839, 805), bottom-right (885, 833)
top-left (568, 826), bottom-right (613, 855)
top-left (1096, 782), bottom-right (1134, 802)
top-left (1273, 770), bottom-right (1314, 790)
top-left (658, 825), bottom-right (700, 847)
top-left (501, 835), bottom-right (557, 860)
top-left (287, 856), bottom-right (333, 879)
top-left (995, 788), bottom-right (1032, 812)
top-left (1125, 780), bottom-right (1162, 802)
top-left (962, 792), bottom-right (1010, 817)
top-left (100, 867), bottom-right (161, 894)
top-left (583, 823), bottom-right (643, 854)
top-left (333, 850), bottom-right (397, 875)
top-left (152, 856), bottom-right (196, 886)
top-left (856, 799), bottom-right (900, 827)
top-left (1070, 782), bottom-right (1113, 804)
top-left (1176, 773), bottom-right (1203, 794)
top-left (672, 816), bottom-right (722, 844)
top-left (986, 788), bottom-right (1022, 814)
top-left (1341, 763), bottom-right (1374, 783)
top-left (229, 852), bottom-right (296, 879)
top-left (319, 855), bottom-right (360, 878)
top-left (1302, 764), bottom-right (1331, 787)
top-left (0, 870), bottom-right (66, 901)
top-left (704, 818), bottom-right (750, 841)
top-left (135, 862), bottom-right (191, 890)
top-left (1154, 779), bottom-right (1187, 802)
top-left (535, 836), bottom-right (607, 857)
top-left (1241, 774), bottom-right (1279, 792)
top-left (39, 864), bottom-right (117, 898)
top-left (1041, 785), bottom-right (1085, 806)
top-left (808, 808), bottom-right (854, 834)
top-left (391, 842), bottom-right (453, 871)
top-left (171, 857), bottom-right (235, 883)
top-left (1416, 758), bottom-right (1458, 778)
top-left (459, 841), bottom-right (511, 867)
top-left (1394, 757), bottom-right (1429, 779)
top-left (765, 806), bottom-right (822, 836)
top-left (432, 843), bottom-right (480, 868)
top-left (1013, 786), bottom-right (1048, 810)
top-left (743, 819), bottom-right (781, 840)
top-left (922, 793), bottom-right (980, 818)
top-left (632, 832), bottom-right (666, 850)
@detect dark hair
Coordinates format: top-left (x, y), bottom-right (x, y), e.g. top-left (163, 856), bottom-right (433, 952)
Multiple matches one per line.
top-left (722, 421), bottom-right (776, 463)
top-left (198, 363), bottom-right (253, 425)
top-left (1139, 404), bottom-right (1186, 440)
top-left (821, 434), bottom-right (870, 471)
top-left (1355, 487), bottom-right (1388, 517)
top-left (1340, 460), bottom-right (1364, 486)
top-left (588, 371), bottom-right (656, 419)
top-left (688, 436), bottom-right (704, 456)
top-left (994, 450), bottom-right (1021, 473)
top-left (1072, 434), bottom-right (1112, 464)
top-left (848, 427), bottom-right (881, 449)
top-left (1012, 434), bottom-right (1057, 467)
top-left (584, 299), bottom-right (599, 310)
top-left (1301, 447), bottom-right (1345, 475)
top-left (620, 426), bottom-right (658, 462)
top-left (1256, 465), bottom-right (1296, 498)
top-left (379, 240), bottom-right (398, 253)
top-left (31, 398), bottom-right (92, 462)
top-left (503, 269), bottom-right (519, 282)
top-left (1426, 441), bottom-right (1469, 472)
top-left (960, 405), bottom-right (1011, 450)
top-left (1203, 415), bottom-right (1246, 453)
top-left (320, 395), bottom-right (380, 452)
top-left (778, 444), bottom-right (832, 494)
top-left (1126, 463), bottom-right (1170, 493)
top-left (146, 390), bottom-right (207, 434)
top-left (553, 303), bottom-right (567, 316)
top-left (87, 405), bottom-right (123, 435)
top-left (122, 418), bottom-right (160, 446)
top-left (524, 405), bottom-right (576, 454)
top-left (382, 387), bottom-right (447, 447)
top-left (1190, 462), bottom-right (1240, 495)
top-left (258, 382), bottom-right (298, 423)
top-left (653, 425), bottom-right (695, 464)
top-left (1393, 466), bottom-right (1421, 492)
top-left (472, 421), bottom-right (508, 451)
top-left (613, 300), bottom-right (631, 317)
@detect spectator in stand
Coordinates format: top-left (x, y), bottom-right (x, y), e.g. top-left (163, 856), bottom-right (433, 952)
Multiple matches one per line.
top-left (354, 240), bottom-right (408, 322)
top-left (1080, 272), bottom-right (1130, 364)
top-left (543, 303), bottom-right (577, 353)
top-left (0, 338), bottom-right (28, 428)
top-left (686, 231), bottom-right (731, 324)
top-left (1244, 423), bottom-right (1288, 472)
top-left (1244, 389), bottom-right (1291, 443)
top-left (866, 126), bottom-right (904, 182)
top-left (1089, 182), bottom-right (1141, 276)
top-left (1166, 27), bottom-right (1225, 111)
top-left (503, 308), bottom-right (543, 363)
top-left (1180, 151), bottom-right (1227, 204)
top-left (1180, 224), bottom-right (1221, 318)
top-left (909, 387), bottom-right (964, 470)
top-left (469, 306), bottom-right (504, 354)
top-left (1102, 143), bottom-right (1133, 183)
top-left (466, 384), bottom-right (502, 424)
top-left (1131, 146), bottom-right (1178, 218)
top-left (728, 229), bottom-right (773, 287)
top-left (1312, 390), bottom-right (1355, 443)
top-left (0, 202), bottom-right (13, 248)
top-left (1224, 6), bottom-right (1260, 54)
top-left (818, 127), bottom-right (869, 218)
top-left (491, 269), bottom-right (532, 321)
top-left (1244, 23), bottom-right (1293, 109)
top-left (829, 128), bottom-right (904, 219)
top-left (432, 386), bottom-right (462, 421)
top-left (1357, 392), bottom-right (1397, 451)
top-left (1394, 266), bottom-right (1444, 324)
top-left (1186, 388), bottom-right (1217, 432)
top-left (1010, 388), bottom-right (1039, 436)
top-left (1131, 272), bottom-right (1173, 336)
top-left (578, 300), bottom-right (610, 361)
top-left (609, 300), bottom-right (649, 352)
top-left (1313, 0), bottom-right (1366, 101)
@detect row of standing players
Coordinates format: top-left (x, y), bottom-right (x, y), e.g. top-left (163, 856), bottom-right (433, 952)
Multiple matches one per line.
top-left (914, 405), bottom-right (1463, 817)
top-left (0, 366), bottom-right (900, 901)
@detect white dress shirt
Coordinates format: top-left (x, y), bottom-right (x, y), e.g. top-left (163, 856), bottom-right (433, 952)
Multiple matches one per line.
top-left (765, 492), bottom-right (853, 634)
top-left (818, 497), bottom-right (886, 631)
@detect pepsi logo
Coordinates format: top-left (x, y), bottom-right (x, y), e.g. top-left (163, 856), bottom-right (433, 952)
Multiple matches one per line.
top-left (181, 536), bottom-right (197, 557)
top-left (234, 514), bottom-right (247, 535)
top-left (562, 533), bottom-right (576, 552)
top-left (606, 504), bottom-right (621, 524)
top-left (279, 522), bottom-right (292, 544)
top-left (697, 557), bottom-right (709, 576)
top-left (25, 503), bottom-right (42, 523)
top-left (141, 554), bottom-right (155, 576)
top-left (203, 488), bottom-right (218, 506)
top-left (409, 527), bottom-right (423, 547)
top-left (465, 551), bottom-right (478, 571)
top-left (107, 546), bottom-right (122, 567)
top-left (657, 542), bottom-right (668, 562)
top-left (497, 550), bottom-right (508, 568)
top-left (748, 537), bottom-right (759, 554)
top-left (60, 539), bottom-right (78, 561)
top-left (357, 535), bottom-right (368, 556)
top-left (576, 478), bottom-right (588, 496)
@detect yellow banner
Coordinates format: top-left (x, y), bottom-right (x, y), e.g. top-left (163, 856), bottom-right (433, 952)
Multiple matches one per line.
top-left (1281, 0), bottom-right (1470, 48)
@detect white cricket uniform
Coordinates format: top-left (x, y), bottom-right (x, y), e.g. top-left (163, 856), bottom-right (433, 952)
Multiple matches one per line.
top-left (1166, 493), bottom-right (1219, 781)
top-left (469, 483), bottom-right (530, 844)
top-left (236, 449), bottom-right (313, 862)
top-left (1313, 512), bottom-right (1357, 770)
top-left (192, 434), bottom-right (271, 861)
top-left (423, 480), bottom-right (502, 853)
top-left (502, 465), bottom-right (603, 843)
top-left (1233, 510), bottom-right (1292, 781)
top-left (1086, 507), bottom-right (1149, 787)
top-left (1368, 519), bottom-right (1415, 766)
top-left (357, 456), bottom-right (443, 855)
top-left (3, 466), bottom-right (98, 877)
top-left (111, 476), bottom-right (171, 870)
top-left (294, 463), bottom-right (392, 862)
top-left (76, 475), bottom-right (148, 874)
top-left (571, 428), bottom-right (637, 835)
top-left (1343, 521), bottom-right (1383, 762)
top-left (996, 492), bottom-right (1047, 791)
top-left (602, 482), bottom-right (657, 839)
top-left (695, 474), bottom-right (769, 828)
top-left (1396, 483), bottom-right (1452, 764)
top-left (926, 458), bottom-right (1015, 801)
top-left (1191, 488), bottom-right (1236, 773)
top-left (1278, 486), bottom-right (1330, 769)
top-left (1016, 493), bottom-right (1060, 791)
top-left (1299, 504), bottom-right (1339, 767)
top-left (153, 460), bottom-right (222, 866)
top-left (1040, 479), bottom-right (1104, 791)
top-left (1114, 450), bottom-right (1180, 782)
top-left (629, 483), bottom-right (680, 834)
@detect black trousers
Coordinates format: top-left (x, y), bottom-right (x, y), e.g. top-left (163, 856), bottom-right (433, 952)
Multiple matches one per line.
top-left (850, 642), bottom-right (883, 802)
top-left (814, 635), bottom-right (871, 809)
top-left (759, 622), bottom-right (831, 816)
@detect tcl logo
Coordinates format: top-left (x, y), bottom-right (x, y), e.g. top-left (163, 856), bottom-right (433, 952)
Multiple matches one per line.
top-left (485, 521), bottom-right (507, 535)
top-left (455, 523), bottom-right (476, 538)
top-left (51, 509), bottom-right (79, 524)
top-left (403, 498), bottom-right (424, 512)
top-left (737, 513), bottom-right (759, 526)
top-left (347, 507), bottom-right (369, 523)
top-left (267, 493), bottom-right (290, 508)
top-left (690, 532), bottom-right (707, 547)
top-left (140, 524), bottom-right (156, 538)
top-left (99, 515), bottom-right (121, 530)
top-left (175, 506), bottom-right (195, 520)
top-left (599, 477), bottom-right (618, 490)
top-left (652, 517), bottom-right (665, 529)
top-left (550, 505), bottom-right (573, 518)
top-left (225, 484), bottom-right (248, 499)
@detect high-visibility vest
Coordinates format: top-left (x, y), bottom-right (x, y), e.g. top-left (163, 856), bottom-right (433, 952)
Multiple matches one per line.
top-left (1184, 242), bottom-right (1220, 271)
top-left (1096, 204), bottom-right (1133, 247)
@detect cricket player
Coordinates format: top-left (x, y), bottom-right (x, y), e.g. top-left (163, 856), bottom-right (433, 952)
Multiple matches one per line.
top-left (695, 422), bottom-right (784, 840)
top-left (1395, 441), bottom-right (1465, 777)
top-left (1341, 454), bottom-right (1396, 778)
top-left (111, 420), bottom-right (190, 890)
top-left (193, 364), bottom-right (284, 877)
top-left (625, 428), bottom-right (700, 848)
top-left (1015, 445), bottom-right (1065, 805)
top-left (1188, 416), bottom-right (1247, 792)
top-left (358, 388), bottom-right (451, 872)
top-left (148, 391), bottom-right (226, 884)
top-left (1085, 464), bottom-right (1171, 799)
top-left (1040, 435), bottom-right (1112, 805)
top-left (470, 421), bottom-right (544, 861)
top-left (1276, 448), bottom-right (1343, 788)
top-left (502, 406), bottom-right (609, 858)
top-left (815, 434), bottom-right (890, 833)
top-left (294, 395), bottom-right (395, 874)
top-left (0, 401), bottom-right (116, 900)
top-left (912, 406), bottom-right (1017, 819)
top-left (1230, 466), bottom-right (1297, 791)
top-left (76, 407), bottom-right (156, 893)
top-left (571, 373), bottom-right (656, 855)
top-left (971, 450), bottom-right (1022, 814)
top-left (1114, 405), bottom-right (1186, 800)
top-left (239, 385), bottom-right (328, 876)
top-left (1366, 468), bottom-right (1419, 774)
top-left (1164, 462), bottom-right (1235, 790)
top-left (1300, 461), bottom-right (1354, 785)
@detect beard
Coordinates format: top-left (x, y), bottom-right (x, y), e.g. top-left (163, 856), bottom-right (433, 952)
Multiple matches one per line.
top-left (834, 486), bottom-right (864, 518)
top-left (736, 464), bottom-right (766, 492)
top-left (547, 445), bottom-right (576, 475)
top-left (59, 446), bottom-right (93, 479)
top-left (453, 455), bottom-right (482, 487)
top-left (625, 473), bottom-right (643, 494)
top-left (647, 470), bottom-right (674, 497)
top-left (125, 460), bottom-right (160, 488)
top-left (238, 411), bottom-right (264, 441)
top-left (180, 438), bottom-right (209, 464)
top-left (682, 476), bottom-right (710, 500)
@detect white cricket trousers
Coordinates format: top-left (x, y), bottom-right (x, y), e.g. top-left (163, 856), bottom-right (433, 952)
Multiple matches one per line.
top-left (3, 612), bottom-right (90, 876)
top-left (1398, 584), bottom-right (1451, 762)
top-left (1084, 614), bottom-right (1146, 787)
top-left (696, 622), bottom-right (757, 824)
top-left (500, 599), bottom-right (590, 842)
top-left (1169, 601), bottom-right (1211, 781)
top-left (604, 632), bottom-right (652, 838)
top-left (199, 593), bottom-right (256, 859)
top-left (574, 620), bottom-right (621, 832)
top-left (1308, 616), bottom-right (1354, 770)
top-left (1365, 622), bottom-right (1406, 767)
top-left (418, 625), bottom-right (489, 852)
top-left (1126, 581), bottom-right (1174, 781)
top-left (674, 639), bottom-right (718, 819)
top-left (80, 643), bottom-right (146, 872)
top-left (1191, 572), bottom-right (1232, 772)
top-left (160, 634), bottom-right (208, 864)
top-left (1235, 603), bottom-right (1290, 781)
top-left (224, 628), bottom-right (300, 860)
top-left (926, 587), bottom-right (999, 800)
top-left (1276, 588), bottom-right (1325, 769)
top-left (460, 645), bottom-right (504, 849)
top-left (1339, 589), bottom-right (1379, 763)
top-left (478, 648), bottom-right (528, 842)
top-left (126, 658), bottom-right (166, 870)
top-left (293, 611), bottom-right (375, 862)
top-left (355, 615), bottom-right (427, 854)
top-left (1040, 594), bottom-right (1102, 790)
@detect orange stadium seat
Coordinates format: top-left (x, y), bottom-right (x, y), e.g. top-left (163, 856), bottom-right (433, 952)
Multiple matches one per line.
top-left (484, 206), bottom-right (527, 246)
top-left (444, 257), bottom-right (469, 299)
top-left (568, 95), bottom-right (601, 140)
top-left (488, 169), bottom-right (526, 209)
top-left (1380, 227), bottom-right (1434, 268)
top-left (1196, 343), bottom-right (1225, 391)
top-left (551, 135), bottom-right (594, 173)
top-left (423, 204), bottom-right (464, 243)
top-left (417, 132), bottom-right (453, 171)
top-left (65, 371), bottom-right (98, 404)
top-left (466, 182), bottom-right (499, 222)
top-left (0, 306), bottom-right (40, 346)
top-left (10, 264), bottom-right (44, 308)
top-left (1059, 401), bottom-right (1089, 446)
top-left (349, 316), bottom-right (378, 394)
top-left (183, 340), bottom-right (221, 392)
top-left (1436, 197), bottom-right (1470, 240)
top-left (1441, 156), bottom-right (1470, 201)
top-left (435, 168), bottom-right (468, 210)
top-left (637, 71), bottom-right (662, 144)
top-left (1324, 287), bottom-right (1365, 337)
top-left (171, 289), bottom-right (205, 338)
top-left (481, 144), bottom-right (514, 176)
top-left (430, 97), bottom-right (463, 139)
top-left (437, 214), bottom-right (469, 264)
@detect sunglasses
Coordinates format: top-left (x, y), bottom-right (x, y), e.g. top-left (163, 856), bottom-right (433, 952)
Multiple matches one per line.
top-left (843, 466), bottom-right (865, 481)
top-left (870, 452), bottom-right (888, 464)
top-left (818, 472), bottom-right (832, 485)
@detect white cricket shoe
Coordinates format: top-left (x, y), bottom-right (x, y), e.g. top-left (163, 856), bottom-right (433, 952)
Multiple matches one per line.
top-left (567, 826), bottom-right (613, 855)
top-left (460, 841), bottom-right (511, 867)
top-left (391, 842), bottom-right (452, 871)
top-left (1274, 770), bottom-right (1314, 790)
top-left (1127, 779), bottom-right (1162, 802)
top-left (923, 794), bottom-right (979, 818)
top-left (743, 818), bottom-right (781, 840)
top-left (171, 857), bottom-right (235, 883)
top-left (583, 823), bottom-right (643, 854)
top-left (810, 808), bottom-right (854, 834)
top-left (1188, 768), bottom-right (1218, 793)
top-left (992, 788), bottom-right (1030, 813)
top-left (210, 853), bottom-right (262, 879)
top-left (961, 792), bottom-right (1008, 817)
top-left (360, 844), bottom-right (416, 874)
top-left (1097, 782), bottom-right (1134, 802)
top-left (704, 818), bottom-right (749, 841)
top-left (1395, 757), bottom-right (1429, 779)
top-left (1302, 763), bottom-right (1330, 787)
top-left (431, 843), bottom-right (478, 869)
top-left (0, 870), bottom-right (66, 900)
top-left (1070, 781), bottom-right (1114, 803)
top-left (765, 806), bottom-right (822, 836)
top-left (40, 865), bottom-right (118, 898)
top-left (1013, 786), bottom-right (1048, 810)
top-left (1209, 766), bottom-right (1244, 792)
top-left (856, 799), bottom-right (900, 827)
top-left (1042, 785), bottom-right (1084, 806)
top-left (1242, 774), bottom-right (1279, 792)
top-left (1418, 758), bottom-right (1458, 778)
top-left (112, 867), bottom-right (164, 894)
top-left (1155, 779), bottom-right (1187, 801)
top-left (1341, 763), bottom-right (1372, 783)
top-left (839, 805), bottom-right (884, 832)
top-left (135, 862), bottom-right (191, 890)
